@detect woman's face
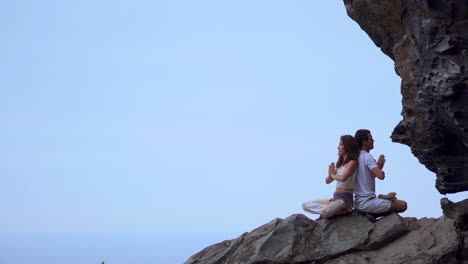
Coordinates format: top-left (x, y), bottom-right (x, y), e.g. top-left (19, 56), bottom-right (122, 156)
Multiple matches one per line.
top-left (338, 140), bottom-right (346, 155)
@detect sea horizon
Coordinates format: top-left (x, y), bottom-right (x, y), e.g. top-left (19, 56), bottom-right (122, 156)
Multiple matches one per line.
top-left (0, 232), bottom-right (233, 264)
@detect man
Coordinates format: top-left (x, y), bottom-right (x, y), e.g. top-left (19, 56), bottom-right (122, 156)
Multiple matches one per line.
top-left (353, 129), bottom-right (407, 216)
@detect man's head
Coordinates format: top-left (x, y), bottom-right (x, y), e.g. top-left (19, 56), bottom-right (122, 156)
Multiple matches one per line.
top-left (354, 129), bottom-right (374, 152)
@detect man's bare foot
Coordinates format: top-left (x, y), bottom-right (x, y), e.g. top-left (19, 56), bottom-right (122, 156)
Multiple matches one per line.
top-left (378, 192), bottom-right (397, 200)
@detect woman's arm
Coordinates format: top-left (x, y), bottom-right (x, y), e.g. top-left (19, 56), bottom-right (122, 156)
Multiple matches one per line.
top-left (326, 162), bottom-right (335, 184)
top-left (329, 160), bottom-right (357, 182)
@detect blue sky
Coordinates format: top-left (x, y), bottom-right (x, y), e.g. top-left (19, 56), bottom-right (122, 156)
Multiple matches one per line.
top-left (1, 0), bottom-right (466, 259)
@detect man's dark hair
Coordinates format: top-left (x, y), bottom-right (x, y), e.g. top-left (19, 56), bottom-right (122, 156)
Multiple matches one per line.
top-left (354, 129), bottom-right (371, 149)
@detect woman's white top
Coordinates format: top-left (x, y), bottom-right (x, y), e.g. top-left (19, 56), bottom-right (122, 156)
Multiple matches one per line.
top-left (335, 163), bottom-right (357, 190)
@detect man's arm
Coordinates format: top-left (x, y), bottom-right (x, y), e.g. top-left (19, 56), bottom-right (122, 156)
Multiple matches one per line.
top-left (376, 154), bottom-right (386, 169)
top-left (371, 167), bottom-right (385, 180)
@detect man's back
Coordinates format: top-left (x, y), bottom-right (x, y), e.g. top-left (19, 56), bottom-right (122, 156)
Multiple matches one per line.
top-left (354, 150), bottom-right (378, 197)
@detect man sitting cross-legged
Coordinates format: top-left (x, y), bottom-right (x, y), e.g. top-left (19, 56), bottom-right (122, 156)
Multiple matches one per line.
top-left (353, 129), bottom-right (407, 218)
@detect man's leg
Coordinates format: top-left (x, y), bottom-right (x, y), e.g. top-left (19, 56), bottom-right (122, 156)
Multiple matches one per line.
top-left (354, 196), bottom-right (391, 215)
top-left (390, 199), bottom-right (407, 213)
top-left (369, 199), bottom-right (407, 218)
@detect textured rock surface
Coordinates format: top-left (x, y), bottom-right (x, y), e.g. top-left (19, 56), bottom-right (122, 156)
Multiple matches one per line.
top-left (343, 0), bottom-right (468, 194)
top-left (186, 198), bottom-right (468, 264)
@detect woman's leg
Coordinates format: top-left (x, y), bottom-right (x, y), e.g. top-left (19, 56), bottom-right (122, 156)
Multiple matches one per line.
top-left (321, 200), bottom-right (346, 218)
top-left (302, 199), bottom-right (330, 215)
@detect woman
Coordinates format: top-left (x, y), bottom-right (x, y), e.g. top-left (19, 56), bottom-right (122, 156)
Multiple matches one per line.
top-left (302, 135), bottom-right (359, 219)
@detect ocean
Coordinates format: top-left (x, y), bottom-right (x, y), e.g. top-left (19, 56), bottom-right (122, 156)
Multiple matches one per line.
top-left (0, 233), bottom-right (225, 264)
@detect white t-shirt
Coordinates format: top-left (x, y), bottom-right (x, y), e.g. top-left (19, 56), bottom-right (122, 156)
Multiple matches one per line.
top-left (353, 150), bottom-right (378, 197)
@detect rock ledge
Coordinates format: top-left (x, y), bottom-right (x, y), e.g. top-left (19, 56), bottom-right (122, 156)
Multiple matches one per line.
top-left (186, 198), bottom-right (468, 264)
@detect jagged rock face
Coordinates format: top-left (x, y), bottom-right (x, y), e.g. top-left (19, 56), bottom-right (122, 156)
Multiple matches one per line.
top-left (343, 0), bottom-right (468, 194)
top-left (186, 198), bottom-right (468, 264)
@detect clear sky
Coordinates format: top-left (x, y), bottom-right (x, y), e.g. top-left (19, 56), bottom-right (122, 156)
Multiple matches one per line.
top-left (1, 0), bottom-right (466, 261)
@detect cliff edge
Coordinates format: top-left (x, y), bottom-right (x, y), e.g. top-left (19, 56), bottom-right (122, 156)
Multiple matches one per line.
top-left (186, 198), bottom-right (468, 264)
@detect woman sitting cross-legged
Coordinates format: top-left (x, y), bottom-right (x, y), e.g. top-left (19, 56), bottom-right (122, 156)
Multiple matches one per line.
top-left (302, 135), bottom-right (359, 219)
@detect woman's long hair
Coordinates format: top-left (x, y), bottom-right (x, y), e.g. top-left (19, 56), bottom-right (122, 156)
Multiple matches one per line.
top-left (336, 135), bottom-right (359, 168)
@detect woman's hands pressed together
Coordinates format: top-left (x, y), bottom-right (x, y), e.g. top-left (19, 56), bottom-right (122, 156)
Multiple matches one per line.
top-left (328, 162), bottom-right (337, 177)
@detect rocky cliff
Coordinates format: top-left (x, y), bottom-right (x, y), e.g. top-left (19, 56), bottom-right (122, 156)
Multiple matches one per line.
top-left (343, 0), bottom-right (468, 194)
top-left (186, 2), bottom-right (468, 263)
top-left (186, 198), bottom-right (468, 264)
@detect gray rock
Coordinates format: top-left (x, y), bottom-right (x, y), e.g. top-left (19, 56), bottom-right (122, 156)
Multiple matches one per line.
top-left (315, 213), bottom-right (374, 255)
top-left (368, 217), bottom-right (458, 264)
top-left (186, 199), bottom-right (468, 264)
top-left (186, 214), bottom-right (374, 264)
top-left (365, 213), bottom-right (408, 250)
top-left (441, 197), bottom-right (468, 224)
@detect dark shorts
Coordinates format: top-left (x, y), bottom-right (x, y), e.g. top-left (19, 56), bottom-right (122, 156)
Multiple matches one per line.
top-left (332, 191), bottom-right (353, 210)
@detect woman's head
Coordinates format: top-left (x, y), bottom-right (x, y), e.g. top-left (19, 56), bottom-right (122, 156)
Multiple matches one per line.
top-left (336, 135), bottom-right (359, 167)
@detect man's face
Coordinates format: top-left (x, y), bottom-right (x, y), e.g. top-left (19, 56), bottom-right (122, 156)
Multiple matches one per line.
top-left (365, 133), bottom-right (375, 151)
